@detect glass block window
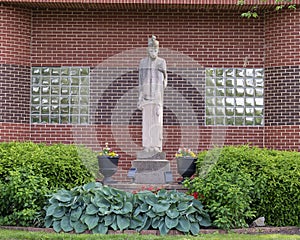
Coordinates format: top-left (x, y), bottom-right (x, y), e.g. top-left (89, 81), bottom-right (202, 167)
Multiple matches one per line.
top-left (31, 67), bottom-right (90, 124)
top-left (205, 68), bottom-right (264, 126)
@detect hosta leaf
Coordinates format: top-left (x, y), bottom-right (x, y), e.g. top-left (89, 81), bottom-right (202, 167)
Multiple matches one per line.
top-left (153, 203), bottom-right (170, 213)
top-left (104, 214), bottom-right (115, 226)
top-left (86, 203), bottom-right (98, 215)
top-left (122, 202), bottom-right (133, 214)
top-left (70, 206), bottom-right (83, 221)
top-left (158, 221), bottom-right (169, 235)
top-left (140, 203), bottom-right (150, 212)
top-left (92, 222), bottom-right (108, 234)
top-left (166, 209), bottom-right (180, 219)
top-left (117, 215), bottom-right (130, 231)
top-left (72, 221), bottom-right (88, 234)
top-left (145, 194), bottom-right (158, 206)
top-left (61, 216), bottom-right (73, 232)
top-left (84, 214), bottom-right (99, 230)
top-left (53, 206), bottom-right (66, 218)
top-left (177, 202), bottom-right (189, 212)
top-left (54, 190), bottom-right (73, 202)
top-left (146, 209), bottom-right (156, 218)
top-left (185, 206), bottom-right (197, 215)
top-left (176, 217), bottom-right (190, 233)
top-left (165, 216), bottom-right (178, 229)
top-left (199, 215), bottom-right (211, 227)
top-left (53, 220), bottom-right (62, 233)
top-left (151, 217), bottom-right (162, 229)
top-left (190, 222), bottom-right (200, 236)
top-left (130, 217), bottom-right (143, 229)
top-left (92, 194), bottom-right (110, 208)
top-left (44, 217), bottom-right (53, 228)
top-left (46, 204), bottom-right (58, 217)
top-left (192, 199), bottom-right (204, 210)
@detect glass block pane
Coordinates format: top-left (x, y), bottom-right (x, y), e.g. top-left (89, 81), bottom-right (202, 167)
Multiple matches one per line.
top-left (51, 77), bottom-right (60, 85)
top-left (80, 96), bottom-right (89, 105)
top-left (61, 106), bottom-right (69, 114)
top-left (245, 98), bottom-right (254, 106)
top-left (51, 97), bottom-right (59, 105)
top-left (255, 117), bottom-right (263, 125)
top-left (236, 78), bottom-right (244, 87)
top-left (41, 115), bottom-right (49, 123)
top-left (225, 68), bottom-right (234, 77)
top-left (255, 69), bottom-right (264, 78)
top-left (245, 107), bottom-right (254, 116)
top-left (61, 87), bottom-right (70, 95)
top-left (246, 69), bottom-right (254, 77)
top-left (31, 105), bottom-right (40, 114)
top-left (215, 97), bottom-right (224, 106)
top-left (225, 107), bottom-right (234, 116)
top-left (51, 105), bottom-right (59, 114)
top-left (206, 117), bottom-right (214, 125)
top-left (255, 88), bottom-right (264, 97)
top-left (255, 98), bottom-right (264, 106)
top-left (80, 87), bottom-right (89, 95)
top-left (235, 98), bottom-right (244, 106)
top-left (42, 67), bottom-right (51, 75)
top-left (215, 107), bottom-right (225, 116)
top-left (71, 96), bottom-right (79, 104)
top-left (32, 67), bottom-right (41, 75)
top-left (32, 86), bottom-right (40, 95)
top-left (71, 116), bottom-right (79, 124)
top-left (80, 116), bottom-right (89, 124)
top-left (236, 88), bottom-right (244, 97)
top-left (51, 68), bottom-right (60, 75)
top-left (31, 115), bottom-right (40, 123)
top-left (206, 69), bottom-right (214, 77)
top-left (41, 106), bottom-right (49, 114)
top-left (225, 88), bottom-right (234, 97)
top-left (225, 98), bottom-right (234, 106)
top-left (215, 117), bottom-right (224, 125)
top-left (254, 107), bottom-right (263, 116)
top-left (216, 78), bottom-right (224, 87)
top-left (245, 88), bottom-right (254, 96)
top-left (71, 77), bottom-right (80, 85)
top-left (61, 97), bottom-right (69, 104)
top-left (42, 86), bottom-right (50, 94)
top-left (80, 77), bottom-right (89, 86)
top-left (225, 117), bottom-right (234, 125)
top-left (206, 88), bottom-right (215, 96)
top-left (255, 78), bottom-right (264, 87)
top-left (206, 98), bottom-right (215, 106)
top-left (235, 117), bottom-right (244, 125)
top-left (80, 106), bottom-right (88, 114)
top-left (206, 77), bottom-right (215, 87)
top-left (60, 115), bottom-right (69, 124)
top-left (61, 77), bottom-right (70, 85)
top-left (41, 97), bottom-right (49, 104)
top-left (226, 78), bottom-right (234, 87)
top-left (216, 69), bottom-right (223, 77)
top-left (246, 78), bottom-right (254, 87)
top-left (206, 107), bottom-right (214, 116)
top-left (32, 77), bottom-right (40, 85)
top-left (61, 67), bottom-right (70, 76)
top-left (42, 77), bottom-right (50, 85)
top-left (70, 68), bottom-right (80, 76)
top-left (236, 107), bottom-right (244, 116)
top-left (71, 87), bottom-right (79, 95)
top-left (216, 88), bottom-right (224, 96)
top-left (71, 107), bottom-right (79, 114)
top-left (246, 117), bottom-right (254, 125)
top-left (32, 96), bottom-right (40, 104)
top-left (51, 87), bottom-right (60, 95)
top-left (80, 68), bottom-right (89, 76)
top-left (236, 69), bottom-right (245, 78)
top-left (50, 116), bottom-right (59, 124)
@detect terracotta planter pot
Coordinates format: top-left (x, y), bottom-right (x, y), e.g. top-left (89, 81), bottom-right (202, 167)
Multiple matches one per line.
top-left (97, 156), bottom-right (119, 184)
top-left (176, 157), bottom-right (196, 182)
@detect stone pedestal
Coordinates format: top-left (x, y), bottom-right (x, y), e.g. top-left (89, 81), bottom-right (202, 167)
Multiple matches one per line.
top-left (131, 159), bottom-right (171, 184)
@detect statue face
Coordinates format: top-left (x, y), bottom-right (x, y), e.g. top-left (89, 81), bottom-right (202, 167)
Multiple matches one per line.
top-left (148, 47), bottom-right (159, 59)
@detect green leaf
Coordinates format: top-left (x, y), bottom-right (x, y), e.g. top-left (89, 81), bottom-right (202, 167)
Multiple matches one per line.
top-left (166, 209), bottom-right (180, 219)
top-left (61, 215), bottom-right (73, 232)
top-left (53, 220), bottom-right (62, 233)
top-left (54, 190), bottom-right (73, 202)
top-left (92, 222), bottom-right (108, 234)
top-left (84, 214), bottom-right (99, 230)
top-left (46, 204), bottom-right (58, 217)
top-left (44, 217), bottom-right (53, 228)
top-left (53, 206), bottom-right (66, 218)
top-left (104, 214), bottom-right (115, 226)
top-left (199, 215), bottom-right (211, 227)
top-left (117, 215), bottom-right (130, 231)
top-left (70, 206), bottom-right (83, 221)
top-left (190, 222), bottom-right (200, 235)
top-left (86, 203), bottom-right (98, 215)
top-left (72, 221), bottom-right (88, 233)
top-left (158, 221), bottom-right (169, 235)
top-left (177, 202), bottom-right (189, 212)
top-left (152, 202), bottom-right (170, 213)
top-left (165, 216), bottom-right (178, 229)
top-left (151, 217), bottom-right (162, 229)
top-left (176, 217), bottom-right (190, 233)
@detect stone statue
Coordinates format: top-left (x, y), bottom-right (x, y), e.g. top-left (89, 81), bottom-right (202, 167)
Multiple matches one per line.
top-left (138, 35), bottom-right (167, 154)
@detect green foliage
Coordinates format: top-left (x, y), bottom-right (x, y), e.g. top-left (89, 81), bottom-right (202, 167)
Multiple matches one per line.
top-left (0, 141), bottom-right (96, 227)
top-left (44, 182), bottom-right (211, 235)
top-left (184, 145), bottom-right (300, 229)
top-left (0, 167), bottom-right (49, 227)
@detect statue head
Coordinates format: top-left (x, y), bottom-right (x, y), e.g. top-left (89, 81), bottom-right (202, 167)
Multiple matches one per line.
top-left (147, 35), bottom-right (159, 59)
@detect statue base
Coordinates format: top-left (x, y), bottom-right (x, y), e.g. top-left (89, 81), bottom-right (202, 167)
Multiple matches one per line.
top-left (130, 159), bottom-right (171, 184)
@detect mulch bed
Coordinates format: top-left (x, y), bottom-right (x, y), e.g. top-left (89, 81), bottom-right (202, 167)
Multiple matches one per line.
top-left (1, 226), bottom-right (300, 235)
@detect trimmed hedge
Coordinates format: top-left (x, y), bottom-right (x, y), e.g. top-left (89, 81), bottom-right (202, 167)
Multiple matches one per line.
top-left (0, 141), bottom-right (96, 226)
top-left (184, 145), bottom-right (300, 229)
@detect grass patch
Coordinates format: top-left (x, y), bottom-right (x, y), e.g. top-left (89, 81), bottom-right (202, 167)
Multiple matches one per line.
top-left (0, 229), bottom-right (300, 240)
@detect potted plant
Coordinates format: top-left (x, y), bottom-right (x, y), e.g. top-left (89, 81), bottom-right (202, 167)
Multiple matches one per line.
top-left (97, 143), bottom-right (119, 184)
top-left (175, 147), bottom-right (197, 183)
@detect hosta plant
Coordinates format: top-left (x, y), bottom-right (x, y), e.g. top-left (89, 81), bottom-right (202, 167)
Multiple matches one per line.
top-left (44, 182), bottom-right (211, 235)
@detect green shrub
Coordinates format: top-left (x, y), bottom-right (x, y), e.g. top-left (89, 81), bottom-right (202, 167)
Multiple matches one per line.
top-left (44, 182), bottom-right (211, 235)
top-left (184, 145), bottom-right (300, 229)
top-left (0, 141), bottom-right (96, 226)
